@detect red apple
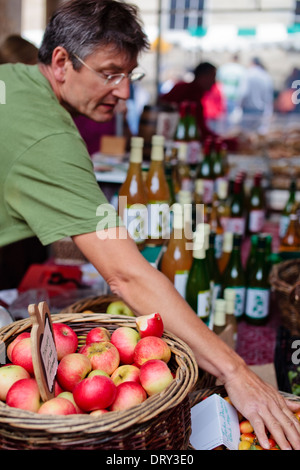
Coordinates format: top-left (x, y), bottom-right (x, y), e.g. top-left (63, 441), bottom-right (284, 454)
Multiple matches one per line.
top-left (0, 364), bottom-right (30, 401)
top-left (110, 327), bottom-right (140, 364)
top-left (139, 359), bottom-right (174, 396)
top-left (11, 337), bottom-right (34, 375)
top-left (38, 396), bottom-right (77, 415)
top-left (110, 365), bottom-right (140, 386)
top-left (57, 391), bottom-right (85, 414)
top-left (80, 341), bottom-right (119, 375)
top-left (6, 332), bottom-right (30, 362)
top-left (133, 336), bottom-right (171, 367)
top-left (85, 327), bottom-right (110, 345)
top-left (6, 378), bottom-right (41, 412)
top-left (73, 375), bottom-right (117, 412)
top-left (52, 323), bottom-right (78, 361)
top-left (56, 353), bottom-right (92, 391)
top-left (54, 379), bottom-right (64, 396)
top-left (109, 381), bottom-right (147, 411)
top-left (90, 409), bottom-right (109, 416)
top-left (136, 313), bottom-right (164, 338)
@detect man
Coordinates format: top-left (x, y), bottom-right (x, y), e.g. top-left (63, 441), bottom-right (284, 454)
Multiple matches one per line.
top-left (0, 0), bottom-right (299, 450)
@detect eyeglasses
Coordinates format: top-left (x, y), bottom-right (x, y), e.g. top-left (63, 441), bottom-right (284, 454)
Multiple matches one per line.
top-left (73, 53), bottom-right (145, 86)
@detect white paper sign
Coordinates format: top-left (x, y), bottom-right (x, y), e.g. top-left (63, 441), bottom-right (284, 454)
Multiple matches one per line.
top-left (190, 394), bottom-right (240, 450)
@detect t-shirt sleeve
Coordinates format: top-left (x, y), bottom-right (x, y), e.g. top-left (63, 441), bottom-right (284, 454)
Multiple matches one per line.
top-left (5, 132), bottom-right (123, 245)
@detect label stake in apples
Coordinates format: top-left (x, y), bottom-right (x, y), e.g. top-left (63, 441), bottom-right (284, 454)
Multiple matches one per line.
top-left (28, 301), bottom-right (58, 402)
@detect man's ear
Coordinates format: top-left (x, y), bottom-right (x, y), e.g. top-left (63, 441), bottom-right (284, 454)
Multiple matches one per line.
top-left (51, 47), bottom-right (70, 82)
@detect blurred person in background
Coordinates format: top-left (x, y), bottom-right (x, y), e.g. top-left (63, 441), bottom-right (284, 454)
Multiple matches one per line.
top-left (0, 34), bottom-right (38, 65)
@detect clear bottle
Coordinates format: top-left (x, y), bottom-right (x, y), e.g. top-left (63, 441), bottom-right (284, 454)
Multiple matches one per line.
top-left (224, 288), bottom-right (237, 347)
top-left (118, 136), bottom-right (148, 250)
top-left (248, 172), bottom-right (265, 234)
top-left (160, 203), bottom-right (193, 298)
top-left (218, 231), bottom-right (233, 275)
top-left (172, 101), bottom-right (188, 159)
top-left (176, 142), bottom-right (193, 194)
top-left (195, 137), bottom-right (215, 205)
top-left (222, 233), bottom-right (246, 320)
top-left (185, 231), bottom-right (211, 325)
top-left (186, 101), bottom-right (201, 166)
top-left (213, 298), bottom-right (226, 335)
top-left (279, 202), bottom-right (300, 253)
top-left (146, 135), bottom-right (171, 246)
top-left (227, 176), bottom-right (246, 237)
top-left (245, 236), bottom-right (270, 325)
top-left (279, 179), bottom-right (297, 239)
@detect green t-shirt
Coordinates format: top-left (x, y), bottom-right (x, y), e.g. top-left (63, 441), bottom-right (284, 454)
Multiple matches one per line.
top-left (0, 63), bottom-right (122, 247)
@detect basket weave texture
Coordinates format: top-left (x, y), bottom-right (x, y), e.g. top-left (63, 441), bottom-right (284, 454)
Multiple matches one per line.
top-left (0, 312), bottom-right (198, 450)
top-left (269, 259), bottom-right (300, 335)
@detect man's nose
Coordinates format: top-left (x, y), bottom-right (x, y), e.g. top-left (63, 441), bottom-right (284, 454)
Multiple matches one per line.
top-left (112, 78), bottom-right (131, 101)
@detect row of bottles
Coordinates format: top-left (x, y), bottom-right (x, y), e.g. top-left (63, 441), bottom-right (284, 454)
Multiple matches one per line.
top-left (278, 179), bottom-right (300, 253)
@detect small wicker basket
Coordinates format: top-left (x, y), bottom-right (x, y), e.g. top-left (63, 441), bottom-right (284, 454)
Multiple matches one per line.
top-left (60, 293), bottom-right (121, 314)
top-left (269, 259), bottom-right (300, 335)
top-left (0, 312), bottom-right (198, 450)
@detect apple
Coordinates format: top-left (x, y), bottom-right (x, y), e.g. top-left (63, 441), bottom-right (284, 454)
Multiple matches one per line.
top-left (11, 337), bottom-right (34, 375)
top-left (139, 359), bottom-right (174, 396)
top-left (86, 327), bottom-right (110, 345)
top-left (133, 336), bottom-right (171, 367)
top-left (57, 391), bottom-right (85, 414)
top-left (0, 364), bottom-right (30, 401)
top-left (38, 396), bottom-right (77, 415)
top-left (110, 327), bottom-right (140, 364)
top-left (106, 300), bottom-right (135, 317)
top-left (136, 313), bottom-right (164, 338)
top-left (109, 381), bottom-right (147, 411)
top-left (56, 353), bottom-right (92, 391)
top-left (110, 365), bottom-right (140, 386)
top-left (52, 323), bottom-right (78, 361)
top-left (80, 341), bottom-right (119, 375)
top-left (73, 375), bottom-right (117, 412)
top-left (88, 369), bottom-right (110, 378)
top-left (54, 379), bottom-right (64, 396)
top-left (6, 332), bottom-right (30, 362)
top-left (90, 409), bottom-right (109, 416)
top-left (6, 378), bottom-right (41, 412)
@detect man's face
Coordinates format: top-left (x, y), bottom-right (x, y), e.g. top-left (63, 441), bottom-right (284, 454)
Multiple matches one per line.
top-left (61, 45), bottom-right (138, 122)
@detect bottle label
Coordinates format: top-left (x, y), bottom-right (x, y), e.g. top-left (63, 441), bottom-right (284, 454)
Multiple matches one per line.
top-left (245, 288), bottom-right (270, 319)
top-left (188, 141), bottom-right (201, 164)
top-left (197, 290), bottom-right (211, 319)
top-left (226, 286), bottom-right (246, 318)
top-left (227, 217), bottom-right (246, 236)
top-left (123, 204), bottom-right (148, 244)
top-left (279, 215), bottom-right (289, 238)
top-left (214, 234), bottom-right (224, 259)
top-left (174, 270), bottom-right (189, 298)
top-left (248, 209), bottom-right (265, 233)
top-left (181, 177), bottom-right (193, 193)
top-left (203, 179), bottom-right (214, 204)
top-left (147, 201), bottom-right (170, 240)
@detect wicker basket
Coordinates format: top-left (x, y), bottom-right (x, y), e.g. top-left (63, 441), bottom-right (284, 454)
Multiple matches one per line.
top-left (269, 259), bottom-right (300, 335)
top-left (60, 293), bottom-right (121, 314)
top-left (0, 312), bottom-right (198, 450)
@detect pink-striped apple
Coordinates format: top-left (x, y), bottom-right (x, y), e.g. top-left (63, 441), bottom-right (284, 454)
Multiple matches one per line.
top-left (133, 336), bottom-right (171, 367)
top-left (56, 353), bottom-right (92, 391)
top-left (109, 381), bottom-right (147, 411)
top-left (0, 364), bottom-right (30, 401)
top-left (38, 396), bottom-right (77, 415)
top-left (85, 327), bottom-right (110, 345)
top-left (52, 323), bottom-right (78, 360)
top-left (139, 359), bottom-right (174, 396)
top-left (73, 375), bottom-right (117, 412)
top-left (54, 379), bottom-right (64, 396)
top-left (6, 378), bottom-right (41, 412)
top-left (136, 313), bottom-right (164, 338)
top-left (11, 337), bottom-right (34, 375)
top-left (110, 327), bottom-right (140, 364)
top-left (80, 341), bottom-right (119, 375)
top-left (6, 332), bottom-right (30, 362)
top-left (57, 391), bottom-right (85, 414)
top-left (110, 365), bottom-right (140, 386)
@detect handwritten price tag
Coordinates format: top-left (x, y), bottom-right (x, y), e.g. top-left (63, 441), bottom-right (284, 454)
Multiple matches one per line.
top-left (28, 302), bottom-right (58, 402)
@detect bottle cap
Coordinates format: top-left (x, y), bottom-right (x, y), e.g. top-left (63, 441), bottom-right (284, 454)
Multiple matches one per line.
top-left (214, 299), bottom-right (226, 326)
top-left (178, 142), bottom-right (188, 161)
top-left (130, 137), bottom-right (144, 163)
top-left (151, 135), bottom-right (165, 161)
top-left (222, 231), bottom-right (233, 253)
top-left (193, 231), bottom-right (205, 258)
top-left (195, 179), bottom-right (204, 194)
top-left (172, 203), bottom-right (184, 230)
top-left (224, 288), bottom-right (236, 315)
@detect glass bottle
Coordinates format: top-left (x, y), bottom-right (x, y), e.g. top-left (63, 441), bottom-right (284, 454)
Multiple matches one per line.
top-left (217, 178), bottom-right (230, 232)
top-left (146, 135), bottom-right (171, 246)
top-left (245, 236), bottom-right (270, 325)
top-left (279, 202), bottom-right (300, 253)
top-left (195, 137), bottom-right (215, 205)
top-left (208, 232), bottom-right (222, 310)
top-left (160, 203), bottom-right (193, 298)
top-left (176, 142), bottom-right (193, 194)
top-left (212, 138), bottom-right (227, 193)
top-left (227, 176), bottom-right (246, 237)
top-left (118, 136), bottom-right (148, 250)
top-left (224, 288), bottom-right (237, 347)
top-left (186, 231), bottom-right (211, 325)
top-left (218, 231), bottom-right (233, 275)
top-left (186, 101), bottom-right (201, 166)
top-left (245, 234), bottom-right (258, 282)
top-left (213, 298), bottom-right (226, 335)
top-left (209, 192), bottom-right (224, 260)
top-left (248, 172), bottom-right (265, 234)
top-left (222, 233), bottom-right (246, 320)
top-left (172, 100), bottom-right (188, 160)
top-left (279, 179), bottom-right (297, 239)
top-left (194, 178), bottom-right (209, 228)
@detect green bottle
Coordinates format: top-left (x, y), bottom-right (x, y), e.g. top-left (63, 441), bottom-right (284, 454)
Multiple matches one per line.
top-left (245, 236), bottom-right (270, 325)
top-left (208, 232), bottom-right (222, 309)
top-left (195, 137), bottom-right (214, 205)
top-left (186, 232), bottom-right (211, 325)
top-left (222, 233), bottom-right (246, 320)
top-left (245, 234), bottom-right (258, 282)
top-left (279, 179), bottom-right (296, 239)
